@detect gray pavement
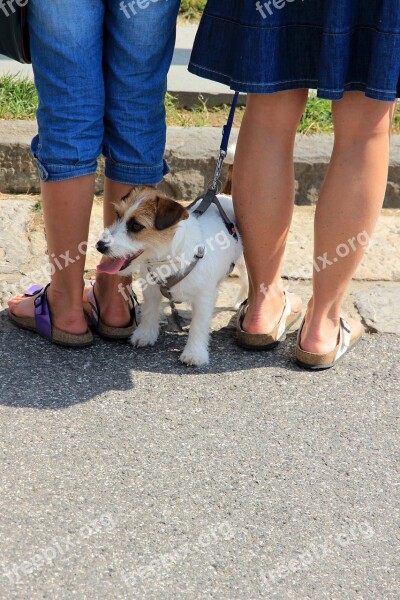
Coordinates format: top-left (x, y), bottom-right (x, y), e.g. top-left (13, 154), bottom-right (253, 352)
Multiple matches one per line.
top-left (1, 18), bottom-right (399, 597)
top-left (0, 324), bottom-right (399, 599)
top-left (0, 196), bottom-right (400, 599)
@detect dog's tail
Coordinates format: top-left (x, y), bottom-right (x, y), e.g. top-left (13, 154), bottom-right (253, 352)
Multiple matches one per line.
top-left (222, 143), bottom-right (236, 196)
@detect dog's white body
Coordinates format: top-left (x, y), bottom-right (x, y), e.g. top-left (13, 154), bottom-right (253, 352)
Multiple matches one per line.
top-left (132, 195), bottom-right (246, 366)
top-left (97, 188), bottom-right (247, 367)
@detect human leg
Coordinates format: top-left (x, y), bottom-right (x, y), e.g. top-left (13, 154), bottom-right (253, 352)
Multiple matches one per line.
top-left (232, 91), bottom-right (308, 335)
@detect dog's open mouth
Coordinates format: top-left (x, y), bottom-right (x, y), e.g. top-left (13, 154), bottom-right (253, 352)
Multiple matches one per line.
top-left (96, 250), bottom-right (144, 275)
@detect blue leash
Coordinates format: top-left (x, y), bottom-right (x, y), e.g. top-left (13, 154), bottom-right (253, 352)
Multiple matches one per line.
top-left (192, 91), bottom-right (240, 240)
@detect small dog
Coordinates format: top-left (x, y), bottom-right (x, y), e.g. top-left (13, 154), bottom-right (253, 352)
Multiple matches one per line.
top-left (96, 185), bottom-right (247, 366)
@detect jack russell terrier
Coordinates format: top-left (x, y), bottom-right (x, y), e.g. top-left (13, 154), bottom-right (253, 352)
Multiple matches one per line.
top-left (96, 181), bottom-right (247, 367)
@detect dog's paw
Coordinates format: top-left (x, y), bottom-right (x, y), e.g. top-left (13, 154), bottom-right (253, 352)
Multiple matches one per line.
top-left (130, 326), bottom-right (159, 348)
top-left (179, 346), bottom-right (209, 367)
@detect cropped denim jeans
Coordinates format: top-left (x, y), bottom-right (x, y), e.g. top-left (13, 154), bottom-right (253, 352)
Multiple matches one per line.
top-left (27, 0), bottom-right (180, 184)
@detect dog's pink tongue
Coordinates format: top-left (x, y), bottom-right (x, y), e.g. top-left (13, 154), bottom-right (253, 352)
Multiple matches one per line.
top-left (96, 257), bottom-right (126, 275)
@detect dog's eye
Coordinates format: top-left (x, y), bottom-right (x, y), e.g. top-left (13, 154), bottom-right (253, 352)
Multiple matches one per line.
top-left (127, 218), bottom-right (145, 233)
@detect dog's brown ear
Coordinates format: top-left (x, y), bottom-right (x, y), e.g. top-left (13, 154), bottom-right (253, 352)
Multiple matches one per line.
top-left (155, 195), bottom-right (189, 230)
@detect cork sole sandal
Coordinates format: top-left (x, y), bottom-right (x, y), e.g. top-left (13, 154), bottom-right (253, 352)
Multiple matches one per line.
top-left (84, 282), bottom-right (138, 340)
top-left (236, 291), bottom-right (302, 350)
top-left (296, 315), bottom-right (364, 370)
top-left (9, 284), bottom-right (93, 348)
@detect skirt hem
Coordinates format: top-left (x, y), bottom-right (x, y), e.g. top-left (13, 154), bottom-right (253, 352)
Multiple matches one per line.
top-left (188, 64), bottom-right (399, 102)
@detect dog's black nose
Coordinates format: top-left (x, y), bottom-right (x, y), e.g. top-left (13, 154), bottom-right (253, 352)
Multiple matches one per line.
top-left (96, 240), bottom-right (108, 254)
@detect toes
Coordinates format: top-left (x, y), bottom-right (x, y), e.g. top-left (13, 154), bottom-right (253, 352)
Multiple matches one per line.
top-left (7, 294), bottom-right (24, 307)
top-left (7, 295), bottom-right (34, 318)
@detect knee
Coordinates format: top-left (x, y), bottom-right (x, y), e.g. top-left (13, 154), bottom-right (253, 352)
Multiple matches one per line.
top-left (333, 93), bottom-right (394, 144)
top-left (245, 90), bottom-right (308, 137)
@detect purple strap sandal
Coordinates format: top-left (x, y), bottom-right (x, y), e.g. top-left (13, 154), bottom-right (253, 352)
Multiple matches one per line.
top-left (8, 284), bottom-right (93, 347)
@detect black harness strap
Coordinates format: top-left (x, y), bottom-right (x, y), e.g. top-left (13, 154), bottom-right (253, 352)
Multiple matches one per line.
top-left (148, 246), bottom-right (205, 302)
top-left (191, 190), bottom-right (238, 240)
top-left (190, 92), bottom-right (240, 241)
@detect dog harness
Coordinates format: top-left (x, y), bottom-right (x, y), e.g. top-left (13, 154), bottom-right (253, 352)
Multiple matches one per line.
top-left (147, 246), bottom-right (205, 303)
top-left (189, 92), bottom-right (240, 241)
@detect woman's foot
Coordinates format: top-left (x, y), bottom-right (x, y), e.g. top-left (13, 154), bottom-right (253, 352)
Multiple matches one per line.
top-left (9, 274), bottom-right (133, 336)
top-left (299, 300), bottom-right (364, 354)
top-left (8, 286), bottom-right (88, 335)
top-left (242, 288), bottom-right (303, 334)
top-left (83, 273), bottom-right (132, 328)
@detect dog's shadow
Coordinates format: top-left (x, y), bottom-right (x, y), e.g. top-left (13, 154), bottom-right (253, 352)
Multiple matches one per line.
top-left (136, 323), bottom-right (302, 376)
top-left (0, 308), bottom-right (302, 410)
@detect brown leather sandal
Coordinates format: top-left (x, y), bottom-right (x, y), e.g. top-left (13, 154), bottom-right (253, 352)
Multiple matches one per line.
top-left (236, 291), bottom-right (302, 350)
top-left (84, 282), bottom-right (138, 340)
top-left (296, 314), bottom-right (364, 370)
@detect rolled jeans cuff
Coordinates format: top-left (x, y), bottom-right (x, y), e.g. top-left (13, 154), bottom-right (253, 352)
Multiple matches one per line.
top-left (104, 157), bottom-right (170, 186)
top-left (31, 136), bottom-right (98, 183)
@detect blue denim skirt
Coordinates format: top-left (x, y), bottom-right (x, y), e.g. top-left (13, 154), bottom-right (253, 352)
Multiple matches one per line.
top-left (189, 0), bottom-right (400, 101)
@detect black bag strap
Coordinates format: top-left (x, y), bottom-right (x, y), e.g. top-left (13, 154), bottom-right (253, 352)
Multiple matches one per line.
top-left (0, 6), bottom-right (31, 64)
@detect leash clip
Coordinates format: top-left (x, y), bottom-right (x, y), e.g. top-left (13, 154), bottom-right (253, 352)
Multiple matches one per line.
top-left (210, 149), bottom-right (227, 191)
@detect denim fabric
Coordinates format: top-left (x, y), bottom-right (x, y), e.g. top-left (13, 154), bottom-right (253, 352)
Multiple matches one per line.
top-left (27, 0), bottom-right (180, 184)
top-left (189, 0), bottom-right (400, 101)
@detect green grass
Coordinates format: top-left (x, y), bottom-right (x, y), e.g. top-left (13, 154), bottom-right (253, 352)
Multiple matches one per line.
top-left (298, 97), bottom-right (334, 134)
top-left (179, 0), bottom-right (206, 21)
top-left (0, 76), bottom-right (38, 119)
top-left (32, 198), bottom-right (43, 212)
top-left (165, 93), bottom-right (246, 127)
top-left (1, 76), bottom-right (399, 134)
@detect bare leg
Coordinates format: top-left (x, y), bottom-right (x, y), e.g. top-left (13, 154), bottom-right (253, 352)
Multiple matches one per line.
top-left (233, 91), bottom-right (307, 333)
top-left (8, 175), bottom-right (95, 334)
top-left (301, 93), bottom-right (397, 353)
top-left (91, 177), bottom-right (136, 327)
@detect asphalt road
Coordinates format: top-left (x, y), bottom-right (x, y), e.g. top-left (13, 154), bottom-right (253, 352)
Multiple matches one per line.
top-left (0, 320), bottom-right (399, 599)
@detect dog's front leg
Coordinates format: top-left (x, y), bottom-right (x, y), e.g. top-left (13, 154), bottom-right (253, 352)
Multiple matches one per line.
top-left (130, 282), bottom-right (162, 348)
top-left (180, 291), bottom-right (217, 367)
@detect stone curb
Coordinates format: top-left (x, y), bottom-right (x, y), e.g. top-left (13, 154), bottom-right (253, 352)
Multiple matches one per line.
top-left (1, 121), bottom-right (400, 207)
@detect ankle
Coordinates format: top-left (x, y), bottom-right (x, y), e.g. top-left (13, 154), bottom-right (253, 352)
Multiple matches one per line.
top-left (47, 285), bottom-right (85, 317)
top-left (243, 288), bottom-right (285, 333)
top-left (307, 296), bottom-right (343, 323)
top-left (305, 300), bottom-right (341, 333)
top-left (95, 273), bottom-right (132, 302)
top-left (250, 281), bottom-right (284, 308)
top-left (301, 307), bottom-right (341, 353)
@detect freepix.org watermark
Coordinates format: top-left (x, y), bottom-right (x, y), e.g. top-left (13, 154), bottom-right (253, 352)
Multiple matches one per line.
top-left (260, 521), bottom-right (375, 592)
top-left (122, 521), bottom-right (235, 589)
top-left (256, 0), bottom-right (305, 19)
top-left (119, 0), bottom-right (166, 19)
top-left (3, 514), bottom-right (115, 586)
top-left (0, 0), bottom-right (28, 17)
